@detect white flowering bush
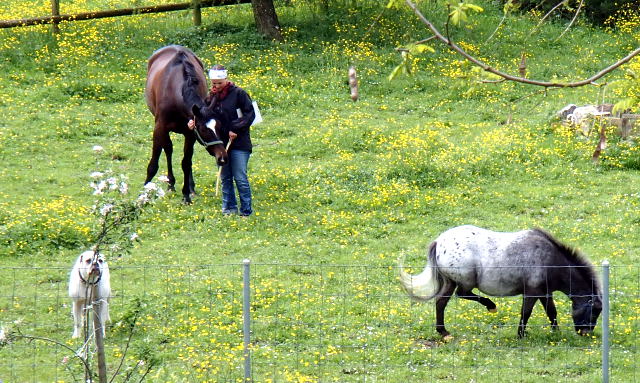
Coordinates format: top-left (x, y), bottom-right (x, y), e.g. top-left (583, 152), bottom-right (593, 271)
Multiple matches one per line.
top-left (89, 170), bottom-right (164, 258)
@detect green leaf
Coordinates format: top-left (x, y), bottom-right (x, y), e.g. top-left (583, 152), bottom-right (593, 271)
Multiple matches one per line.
top-left (449, 8), bottom-right (463, 25)
top-left (613, 98), bottom-right (636, 114)
top-left (448, 2), bottom-right (483, 26)
top-left (386, 0), bottom-right (401, 9)
top-left (503, 0), bottom-right (517, 14)
top-left (408, 43), bottom-right (435, 55)
top-left (388, 63), bottom-right (405, 81)
top-left (466, 4), bottom-right (484, 13)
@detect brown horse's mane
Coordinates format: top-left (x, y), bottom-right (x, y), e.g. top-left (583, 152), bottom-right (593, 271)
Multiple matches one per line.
top-left (180, 53), bottom-right (205, 110)
top-left (532, 228), bottom-right (601, 293)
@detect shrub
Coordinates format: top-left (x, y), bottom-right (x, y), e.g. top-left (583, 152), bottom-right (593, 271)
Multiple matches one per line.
top-left (502, 0), bottom-right (636, 24)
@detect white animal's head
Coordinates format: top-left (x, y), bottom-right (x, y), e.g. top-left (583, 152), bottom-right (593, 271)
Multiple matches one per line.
top-left (76, 250), bottom-right (108, 285)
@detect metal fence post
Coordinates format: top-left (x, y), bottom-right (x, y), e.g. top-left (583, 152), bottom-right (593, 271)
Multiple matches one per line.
top-left (602, 261), bottom-right (610, 383)
top-left (243, 259), bottom-right (252, 382)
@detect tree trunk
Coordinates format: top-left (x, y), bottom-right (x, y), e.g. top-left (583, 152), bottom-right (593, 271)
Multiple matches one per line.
top-left (192, 0), bottom-right (202, 26)
top-left (51, 0), bottom-right (60, 34)
top-left (251, 0), bottom-right (282, 41)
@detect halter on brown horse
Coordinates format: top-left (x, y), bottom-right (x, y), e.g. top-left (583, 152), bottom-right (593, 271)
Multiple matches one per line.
top-left (144, 45), bottom-right (228, 204)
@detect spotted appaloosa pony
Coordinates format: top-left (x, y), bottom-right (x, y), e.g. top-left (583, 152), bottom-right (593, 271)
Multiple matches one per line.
top-left (145, 45), bottom-right (227, 204)
top-left (399, 225), bottom-right (602, 338)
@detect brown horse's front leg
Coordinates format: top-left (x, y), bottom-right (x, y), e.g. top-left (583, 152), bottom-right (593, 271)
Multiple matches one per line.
top-left (518, 296), bottom-right (538, 338)
top-left (146, 130), bottom-right (165, 186)
top-left (164, 134), bottom-right (176, 192)
top-left (147, 125), bottom-right (175, 191)
top-left (181, 136), bottom-right (196, 204)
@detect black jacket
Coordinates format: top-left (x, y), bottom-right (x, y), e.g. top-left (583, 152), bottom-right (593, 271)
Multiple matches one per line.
top-left (207, 84), bottom-right (255, 152)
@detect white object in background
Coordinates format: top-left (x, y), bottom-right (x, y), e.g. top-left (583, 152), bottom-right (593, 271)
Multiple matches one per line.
top-left (237, 101), bottom-right (263, 125)
top-left (252, 101), bottom-right (263, 125)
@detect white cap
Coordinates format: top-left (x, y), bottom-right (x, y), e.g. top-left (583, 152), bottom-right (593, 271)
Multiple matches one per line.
top-left (208, 68), bottom-right (228, 79)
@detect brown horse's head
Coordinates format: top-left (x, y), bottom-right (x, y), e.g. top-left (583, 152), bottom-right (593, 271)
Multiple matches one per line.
top-left (191, 104), bottom-right (228, 166)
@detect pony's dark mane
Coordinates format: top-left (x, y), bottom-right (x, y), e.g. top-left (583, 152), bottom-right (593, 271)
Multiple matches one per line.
top-left (532, 228), bottom-right (601, 293)
top-left (179, 52), bottom-right (205, 110)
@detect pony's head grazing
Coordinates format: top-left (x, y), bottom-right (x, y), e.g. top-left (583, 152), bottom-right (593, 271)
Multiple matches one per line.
top-left (533, 228), bottom-right (603, 335)
top-left (572, 294), bottom-right (603, 336)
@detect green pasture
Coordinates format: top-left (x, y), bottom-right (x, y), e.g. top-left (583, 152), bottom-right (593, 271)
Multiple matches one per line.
top-left (0, 0), bottom-right (639, 381)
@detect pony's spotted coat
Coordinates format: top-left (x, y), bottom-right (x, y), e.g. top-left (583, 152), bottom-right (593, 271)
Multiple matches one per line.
top-left (399, 225), bottom-right (602, 338)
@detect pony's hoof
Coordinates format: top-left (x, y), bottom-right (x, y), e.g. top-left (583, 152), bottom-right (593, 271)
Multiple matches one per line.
top-left (488, 308), bottom-right (497, 313)
top-left (577, 329), bottom-right (592, 337)
top-left (182, 197), bottom-right (192, 205)
top-left (442, 335), bottom-right (454, 342)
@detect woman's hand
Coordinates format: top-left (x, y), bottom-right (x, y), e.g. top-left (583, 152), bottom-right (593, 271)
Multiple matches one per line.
top-left (187, 119), bottom-right (195, 130)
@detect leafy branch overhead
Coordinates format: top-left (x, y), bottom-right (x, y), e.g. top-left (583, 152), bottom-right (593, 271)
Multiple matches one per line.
top-left (389, 42), bottom-right (435, 81)
top-left (388, 0), bottom-right (640, 110)
top-left (88, 171), bottom-right (165, 258)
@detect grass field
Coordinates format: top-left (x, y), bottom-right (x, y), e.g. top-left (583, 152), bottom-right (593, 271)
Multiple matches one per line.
top-left (0, 0), bottom-right (639, 382)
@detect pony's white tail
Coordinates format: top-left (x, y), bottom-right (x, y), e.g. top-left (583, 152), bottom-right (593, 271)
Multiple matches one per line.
top-left (398, 242), bottom-right (440, 302)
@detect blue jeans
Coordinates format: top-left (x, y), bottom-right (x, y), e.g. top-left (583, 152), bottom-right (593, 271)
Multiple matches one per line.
top-left (220, 150), bottom-right (252, 216)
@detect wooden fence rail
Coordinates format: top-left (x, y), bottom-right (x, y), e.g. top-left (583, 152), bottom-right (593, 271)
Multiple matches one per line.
top-left (0, 0), bottom-right (250, 29)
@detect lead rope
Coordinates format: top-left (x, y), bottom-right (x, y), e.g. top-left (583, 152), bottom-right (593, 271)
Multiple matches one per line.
top-left (216, 136), bottom-right (234, 196)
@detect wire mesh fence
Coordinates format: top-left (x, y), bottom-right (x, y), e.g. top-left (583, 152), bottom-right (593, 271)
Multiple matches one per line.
top-left (0, 262), bottom-right (637, 382)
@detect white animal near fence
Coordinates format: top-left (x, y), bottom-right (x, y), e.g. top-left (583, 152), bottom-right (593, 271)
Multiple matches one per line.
top-left (558, 103), bottom-right (639, 137)
top-left (68, 250), bottom-right (111, 338)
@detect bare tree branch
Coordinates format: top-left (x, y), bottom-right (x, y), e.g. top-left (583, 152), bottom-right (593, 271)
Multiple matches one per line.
top-left (11, 331), bottom-right (93, 373)
top-left (417, 35), bottom-right (437, 45)
top-left (555, 0), bottom-right (584, 42)
top-left (109, 310), bottom-right (139, 383)
top-left (484, 11), bottom-right (507, 44)
top-left (444, 4), bottom-right (452, 42)
top-left (530, 0), bottom-right (569, 37)
top-left (395, 35), bottom-right (436, 52)
top-left (404, 0), bottom-right (640, 89)
top-left (136, 366), bottom-right (153, 383)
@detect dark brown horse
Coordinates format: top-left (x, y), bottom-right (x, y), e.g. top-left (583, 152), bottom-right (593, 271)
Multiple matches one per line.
top-left (145, 45), bottom-right (228, 204)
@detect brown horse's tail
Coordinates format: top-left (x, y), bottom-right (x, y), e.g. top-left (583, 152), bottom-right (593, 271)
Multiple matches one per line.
top-left (398, 241), bottom-right (442, 302)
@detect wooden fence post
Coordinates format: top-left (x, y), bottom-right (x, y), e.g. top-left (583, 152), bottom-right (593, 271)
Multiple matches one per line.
top-left (92, 287), bottom-right (108, 383)
top-left (51, 0), bottom-right (60, 33)
top-left (192, 0), bottom-right (202, 26)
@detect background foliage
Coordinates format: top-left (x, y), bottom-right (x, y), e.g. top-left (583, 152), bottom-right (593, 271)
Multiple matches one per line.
top-left (505, 0), bottom-right (637, 24)
top-left (0, 0), bottom-right (638, 381)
